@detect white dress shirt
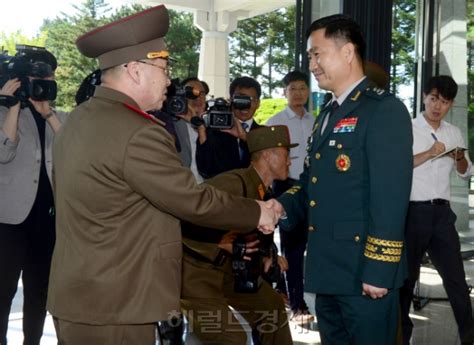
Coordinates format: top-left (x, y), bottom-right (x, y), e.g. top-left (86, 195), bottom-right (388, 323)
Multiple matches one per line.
top-left (321, 76), bottom-right (367, 133)
top-left (186, 122), bottom-right (203, 183)
top-left (266, 106), bottom-right (314, 179)
top-left (411, 113), bottom-right (472, 201)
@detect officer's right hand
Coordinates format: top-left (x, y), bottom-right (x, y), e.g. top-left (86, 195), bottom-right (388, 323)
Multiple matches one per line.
top-left (429, 141), bottom-right (446, 157)
top-left (257, 199), bottom-right (283, 234)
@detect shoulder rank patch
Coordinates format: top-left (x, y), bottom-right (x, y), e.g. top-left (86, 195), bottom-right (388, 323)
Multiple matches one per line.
top-left (285, 185), bottom-right (301, 195)
top-left (364, 236), bottom-right (403, 263)
top-left (365, 86), bottom-right (389, 100)
top-left (123, 103), bottom-right (165, 125)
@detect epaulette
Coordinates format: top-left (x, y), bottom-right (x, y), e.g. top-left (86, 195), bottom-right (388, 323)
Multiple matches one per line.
top-left (123, 103), bottom-right (165, 126)
top-left (364, 86), bottom-right (389, 100)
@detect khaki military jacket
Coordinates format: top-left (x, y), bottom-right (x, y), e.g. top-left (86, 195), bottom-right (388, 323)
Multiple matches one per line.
top-left (47, 86), bottom-right (259, 324)
top-left (182, 167), bottom-right (265, 298)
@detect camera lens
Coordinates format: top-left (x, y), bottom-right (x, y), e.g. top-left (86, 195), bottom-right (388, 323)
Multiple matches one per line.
top-left (168, 97), bottom-right (186, 114)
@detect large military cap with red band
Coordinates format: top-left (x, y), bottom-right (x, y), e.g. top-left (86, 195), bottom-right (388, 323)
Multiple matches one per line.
top-left (76, 4), bottom-right (170, 70)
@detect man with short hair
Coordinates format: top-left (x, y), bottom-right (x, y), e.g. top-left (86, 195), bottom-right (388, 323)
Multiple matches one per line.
top-left (400, 75), bottom-right (474, 345)
top-left (182, 125), bottom-right (295, 345)
top-left (47, 6), bottom-right (279, 345)
top-left (275, 14), bottom-right (413, 344)
top-left (196, 76), bottom-right (263, 179)
top-left (266, 70), bottom-right (315, 324)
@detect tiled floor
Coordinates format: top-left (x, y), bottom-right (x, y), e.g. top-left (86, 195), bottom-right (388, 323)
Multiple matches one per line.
top-left (7, 260), bottom-right (474, 345)
top-left (7, 197), bottom-right (474, 344)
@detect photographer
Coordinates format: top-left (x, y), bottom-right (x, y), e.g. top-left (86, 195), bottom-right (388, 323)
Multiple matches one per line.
top-left (196, 76), bottom-right (263, 179)
top-left (181, 126), bottom-right (294, 345)
top-left (0, 47), bottom-right (66, 345)
top-left (174, 77), bottom-right (207, 182)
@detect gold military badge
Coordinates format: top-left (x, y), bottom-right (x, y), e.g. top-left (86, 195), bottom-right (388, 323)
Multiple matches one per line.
top-left (336, 154), bottom-right (351, 172)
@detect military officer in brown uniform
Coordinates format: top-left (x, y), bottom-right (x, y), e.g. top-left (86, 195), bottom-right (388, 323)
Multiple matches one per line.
top-left (181, 125), bottom-right (295, 345)
top-left (47, 6), bottom-right (279, 345)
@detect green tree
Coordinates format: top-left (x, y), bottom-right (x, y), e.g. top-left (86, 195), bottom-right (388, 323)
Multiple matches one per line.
top-left (229, 6), bottom-right (295, 97)
top-left (0, 31), bottom-right (47, 56)
top-left (165, 11), bottom-right (202, 79)
top-left (41, 0), bottom-right (113, 109)
top-left (229, 16), bottom-right (267, 80)
top-left (391, 0), bottom-right (416, 99)
top-left (40, 1), bottom-right (201, 110)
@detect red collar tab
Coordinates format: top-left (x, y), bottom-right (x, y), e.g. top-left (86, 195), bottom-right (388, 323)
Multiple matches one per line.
top-left (123, 103), bottom-right (162, 125)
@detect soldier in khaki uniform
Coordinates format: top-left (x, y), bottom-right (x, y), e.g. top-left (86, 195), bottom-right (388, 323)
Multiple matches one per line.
top-left (47, 6), bottom-right (279, 345)
top-left (181, 125), bottom-right (295, 345)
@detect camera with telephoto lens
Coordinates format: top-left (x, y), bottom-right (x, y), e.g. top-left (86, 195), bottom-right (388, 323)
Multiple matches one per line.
top-left (231, 233), bottom-right (280, 293)
top-left (191, 95), bottom-right (252, 129)
top-left (164, 78), bottom-right (200, 116)
top-left (0, 45), bottom-right (57, 107)
top-left (193, 97), bottom-right (233, 130)
top-left (232, 235), bottom-right (263, 293)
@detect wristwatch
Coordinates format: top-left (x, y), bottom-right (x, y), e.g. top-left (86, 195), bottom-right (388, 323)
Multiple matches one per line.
top-left (44, 109), bottom-right (56, 119)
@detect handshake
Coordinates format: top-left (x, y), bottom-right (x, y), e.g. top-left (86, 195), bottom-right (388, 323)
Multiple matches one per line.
top-left (256, 199), bottom-right (285, 234)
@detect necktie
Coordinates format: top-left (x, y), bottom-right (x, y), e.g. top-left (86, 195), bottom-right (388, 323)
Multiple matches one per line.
top-left (329, 100), bottom-right (339, 116)
top-left (322, 101), bottom-right (339, 133)
top-left (239, 122), bottom-right (249, 161)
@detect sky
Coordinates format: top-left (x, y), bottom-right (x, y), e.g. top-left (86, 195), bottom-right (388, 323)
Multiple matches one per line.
top-left (1, 0), bottom-right (131, 37)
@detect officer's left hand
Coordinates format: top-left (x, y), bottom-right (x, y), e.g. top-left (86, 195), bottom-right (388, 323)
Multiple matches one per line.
top-left (362, 282), bottom-right (388, 299)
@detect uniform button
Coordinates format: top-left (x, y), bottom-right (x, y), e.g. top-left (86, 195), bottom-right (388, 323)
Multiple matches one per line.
top-left (33, 180), bottom-right (38, 184)
top-left (337, 143), bottom-right (343, 149)
top-left (311, 177), bottom-right (318, 183)
top-left (309, 200), bottom-right (316, 207)
top-left (354, 235), bottom-right (360, 242)
top-left (315, 153), bottom-right (321, 159)
top-left (36, 159), bottom-right (40, 164)
top-left (308, 225), bottom-right (316, 232)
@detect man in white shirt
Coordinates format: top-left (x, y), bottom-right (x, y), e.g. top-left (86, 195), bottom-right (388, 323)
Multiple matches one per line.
top-left (400, 75), bottom-right (474, 345)
top-left (266, 70), bottom-right (315, 324)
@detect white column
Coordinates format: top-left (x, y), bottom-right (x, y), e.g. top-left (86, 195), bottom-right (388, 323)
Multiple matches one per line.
top-left (198, 31), bottom-right (230, 98)
top-left (194, 9), bottom-right (239, 98)
top-left (438, 0), bottom-right (470, 232)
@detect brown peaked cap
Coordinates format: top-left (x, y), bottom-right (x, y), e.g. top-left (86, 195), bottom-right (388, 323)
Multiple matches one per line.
top-left (247, 125), bottom-right (298, 154)
top-left (76, 5), bottom-right (169, 70)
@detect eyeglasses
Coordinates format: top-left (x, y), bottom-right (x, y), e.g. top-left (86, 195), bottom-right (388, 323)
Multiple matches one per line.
top-left (135, 60), bottom-right (171, 77)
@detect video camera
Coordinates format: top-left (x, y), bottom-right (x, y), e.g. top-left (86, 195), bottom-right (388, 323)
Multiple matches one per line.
top-left (231, 233), bottom-right (281, 293)
top-left (164, 78), bottom-right (200, 116)
top-left (0, 45), bottom-right (57, 107)
top-left (190, 95), bottom-right (252, 130)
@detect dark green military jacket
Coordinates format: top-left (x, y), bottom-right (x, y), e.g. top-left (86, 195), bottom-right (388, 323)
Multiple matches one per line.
top-left (279, 78), bottom-right (413, 295)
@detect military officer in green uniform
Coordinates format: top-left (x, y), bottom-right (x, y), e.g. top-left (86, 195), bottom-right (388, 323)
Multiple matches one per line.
top-left (277, 15), bottom-right (413, 345)
top-left (181, 125), bottom-right (295, 345)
